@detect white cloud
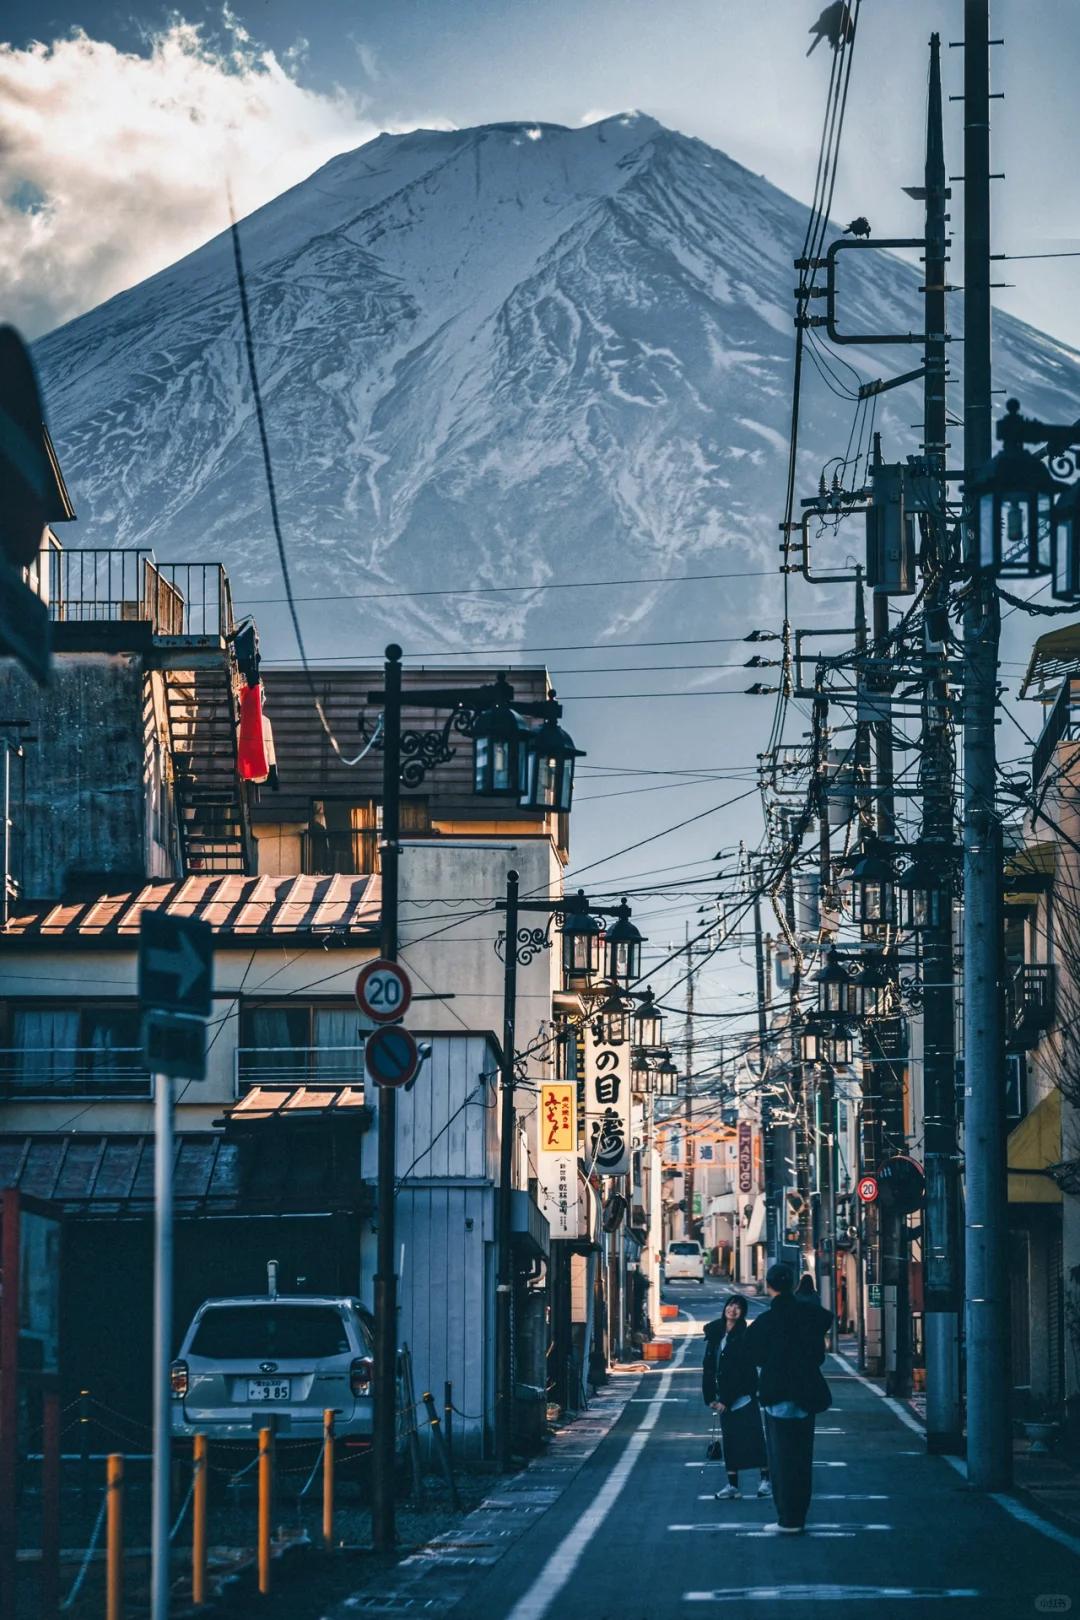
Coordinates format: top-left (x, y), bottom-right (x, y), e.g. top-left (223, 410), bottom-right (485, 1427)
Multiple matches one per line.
top-left (0, 19), bottom-right (439, 338)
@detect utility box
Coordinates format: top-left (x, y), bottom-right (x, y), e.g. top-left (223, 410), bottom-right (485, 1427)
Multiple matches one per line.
top-left (866, 463), bottom-right (916, 594)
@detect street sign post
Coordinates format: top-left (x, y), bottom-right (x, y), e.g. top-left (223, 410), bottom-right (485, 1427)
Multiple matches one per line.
top-left (355, 958), bottom-right (413, 1024)
top-left (138, 913), bottom-right (214, 1620)
top-left (365, 1025), bottom-right (420, 1089)
top-left (858, 1175), bottom-right (879, 1204)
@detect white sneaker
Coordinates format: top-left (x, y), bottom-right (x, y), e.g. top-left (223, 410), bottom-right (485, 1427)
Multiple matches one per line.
top-left (714, 1483), bottom-right (741, 1500)
top-left (757, 1479), bottom-right (773, 1498)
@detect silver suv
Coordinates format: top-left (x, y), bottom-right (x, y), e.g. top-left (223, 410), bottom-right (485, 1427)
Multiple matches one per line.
top-left (170, 1296), bottom-right (375, 1445)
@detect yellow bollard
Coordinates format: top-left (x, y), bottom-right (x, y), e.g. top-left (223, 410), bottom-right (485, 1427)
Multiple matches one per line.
top-left (258, 1428), bottom-right (272, 1594)
top-left (106, 1454), bottom-right (123, 1620)
top-left (192, 1434), bottom-right (208, 1606)
top-left (322, 1410), bottom-right (335, 1552)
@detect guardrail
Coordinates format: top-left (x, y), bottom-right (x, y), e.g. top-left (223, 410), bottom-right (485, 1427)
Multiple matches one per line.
top-left (32, 549), bottom-right (230, 640)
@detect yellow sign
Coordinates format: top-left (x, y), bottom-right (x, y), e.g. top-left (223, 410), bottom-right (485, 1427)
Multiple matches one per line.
top-left (540, 1083), bottom-right (576, 1152)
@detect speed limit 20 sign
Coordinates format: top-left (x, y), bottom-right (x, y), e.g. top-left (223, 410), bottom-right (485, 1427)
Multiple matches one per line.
top-left (857, 1175), bottom-right (879, 1204)
top-left (355, 958), bottom-right (413, 1023)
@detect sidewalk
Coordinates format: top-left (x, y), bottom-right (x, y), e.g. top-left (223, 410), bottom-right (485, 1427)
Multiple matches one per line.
top-left (838, 1340), bottom-right (1080, 1541)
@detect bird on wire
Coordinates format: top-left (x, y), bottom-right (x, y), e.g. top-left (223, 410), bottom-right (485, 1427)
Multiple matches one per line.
top-left (807, 2), bottom-right (855, 56)
top-left (843, 216), bottom-right (872, 238)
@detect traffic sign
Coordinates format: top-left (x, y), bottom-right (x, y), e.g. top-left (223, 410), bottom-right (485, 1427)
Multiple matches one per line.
top-left (877, 1154), bottom-right (925, 1214)
top-left (365, 1024), bottom-right (420, 1089)
top-left (355, 958), bottom-right (412, 1024)
top-left (857, 1175), bottom-right (879, 1204)
top-left (142, 1010), bottom-right (206, 1081)
top-left (139, 912), bottom-right (214, 1018)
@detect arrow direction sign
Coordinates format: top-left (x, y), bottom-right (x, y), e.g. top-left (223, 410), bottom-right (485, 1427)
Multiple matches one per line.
top-left (139, 912), bottom-right (213, 1018)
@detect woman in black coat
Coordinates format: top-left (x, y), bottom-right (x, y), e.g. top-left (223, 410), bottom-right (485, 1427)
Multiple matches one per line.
top-left (701, 1295), bottom-right (770, 1500)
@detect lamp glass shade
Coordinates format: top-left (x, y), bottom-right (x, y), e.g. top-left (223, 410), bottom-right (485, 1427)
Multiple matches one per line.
top-left (604, 904), bottom-right (644, 985)
top-left (473, 703), bottom-right (529, 797)
top-left (654, 1050), bottom-right (679, 1097)
top-left (973, 442), bottom-right (1057, 577)
top-left (560, 898), bottom-right (603, 988)
top-left (814, 947), bottom-right (855, 1021)
top-left (850, 845), bottom-right (897, 926)
top-left (633, 991), bottom-right (663, 1051)
top-left (595, 987), bottom-right (633, 1046)
top-left (854, 953), bottom-right (893, 1019)
top-left (631, 1047), bottom-right (654, 1093)
top-left (898, 865), bottom-right (943, 931)
top-left (521, 715), bottom-right (583, 813)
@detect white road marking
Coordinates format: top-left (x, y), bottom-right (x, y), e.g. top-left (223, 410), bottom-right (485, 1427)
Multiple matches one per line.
top-left (669, 1523), bottom-right (892, 1532)
top-left (989, 1492), bottom-right (1080, 1559)
top-left (503, 1334), bottom-right (692, 1620)
top-left (683, 1586), bottom-right (980, 1602)
top-left (829, 1351), bottom-right (925, 1438)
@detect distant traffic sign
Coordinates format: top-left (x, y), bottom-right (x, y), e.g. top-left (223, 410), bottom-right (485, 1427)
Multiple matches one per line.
top-left (142, 1010), bottom-right (206, 1081)
top-left (857, 1175), bottom-right (879, 1204)
top-left (365, 1024), bottom-right (420, 1089)
top-left (355, 958), bottom-right (412, 1024)
top-left (139, 912), bottom-right (214, 1018)
top-left (877, 1155), bottom-right (925, 1214)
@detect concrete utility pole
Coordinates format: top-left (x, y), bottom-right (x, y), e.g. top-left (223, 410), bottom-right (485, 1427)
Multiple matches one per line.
top-left (495, 869), bottom-right (519, 1469)
top-left (372, 644), bottom-right (403, 1550)
top-left (962, 0), bottom-right (1012, 1490)
top-left (919, 32), bottom-right (964, 1455)
top-left (684, 931), bottom-right (695, 1241)
top-left (754, 870), bottom-right (779, 1266)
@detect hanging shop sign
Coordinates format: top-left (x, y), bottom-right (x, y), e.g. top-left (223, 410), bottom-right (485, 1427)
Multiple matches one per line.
top-left (537, 1082), bottom-right (580, 1239)
top-left (738, 1121), bottom-right (754, 1194)
top-left (583, 1022), bottom-right (631, 1177)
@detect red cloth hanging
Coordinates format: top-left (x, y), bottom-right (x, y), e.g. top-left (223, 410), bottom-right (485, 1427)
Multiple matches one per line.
top-left (238, 683), bottom-right (269, 780)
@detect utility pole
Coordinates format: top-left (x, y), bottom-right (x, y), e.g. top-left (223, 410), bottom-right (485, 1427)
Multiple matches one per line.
top-left (962, 0), bottom-right (1012, 1489)
top-left (919, 32), bottom-right (964, 1455)
top-left (784, 850), bottom-right (813, 1275)
top-left (495, 870), bottom-right (519, 1470)
top-left (684, 931), bottom-right (695, 1242)
top-left (754, 870), bottom-right (778, 1266)
top-left (372, 644), bottom-right (402, 1551)
top-left (813, 669), bottom-right (838, 1330)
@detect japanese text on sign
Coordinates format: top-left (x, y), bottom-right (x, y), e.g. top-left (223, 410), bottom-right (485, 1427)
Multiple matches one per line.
top-left (540, 1083), bottom-right (575, 1152)
top-left (583, 1024), bottom-right (631, 1177)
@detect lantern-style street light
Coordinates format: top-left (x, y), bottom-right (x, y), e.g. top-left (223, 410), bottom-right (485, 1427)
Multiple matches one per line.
top-left (814, 946), bottom-right (856, 1022)
top-left (631, 1045), bottom-right (655, 1093)
top-left (471, 687), bottom-right (530, 797)
top-left (594, 984), bottom-right (635, 1046)
top-left (560, 893), bottom-right (604, 990)
top-left (654, 1048), bottom-right (680, 1097)
top-left (1052, 478), bottom-right (1080, 602)
top-left (853, 949), bottom-right (895, 1020)
top-left (521, 710), bottom-right (584, 812)
top-left (970, 398), bottom-right (1059, 577)
top-left (604, 900), bottom-right (644, 985)
top-left (633, 987), bottom-right (664, 1051)
top-left (849, 838), bottom-right (898, 927)
top-left (800, 1009), bottom-right (854, 1068)
top-left (897, 850), bottom-right (950, 932)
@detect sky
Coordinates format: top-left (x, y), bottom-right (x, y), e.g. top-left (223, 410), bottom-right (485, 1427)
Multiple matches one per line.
top-left (2, 0), bottom-right (1080, 344)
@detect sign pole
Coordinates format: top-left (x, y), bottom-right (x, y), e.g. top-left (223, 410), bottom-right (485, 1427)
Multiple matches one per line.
top-left (151, 1070), bottom-right (173, 1620)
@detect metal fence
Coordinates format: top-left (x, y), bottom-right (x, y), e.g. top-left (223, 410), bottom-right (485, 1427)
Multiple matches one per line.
top-left (33, 549), bottom-right (230, 640)
top-left (235, 1046), bottom-right (366, 1094)
top-left (0, 1047), bottom-right (152, 1100)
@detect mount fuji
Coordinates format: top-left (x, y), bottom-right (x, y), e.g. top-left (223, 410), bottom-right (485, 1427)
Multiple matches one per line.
top-left (33, 112), bottom-right (1080, 664)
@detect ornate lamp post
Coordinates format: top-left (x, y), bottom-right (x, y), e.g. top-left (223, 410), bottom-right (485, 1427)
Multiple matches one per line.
top-left (968, 398), bottom-right (1060, 578)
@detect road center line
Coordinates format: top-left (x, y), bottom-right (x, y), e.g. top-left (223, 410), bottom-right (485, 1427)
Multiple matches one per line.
top-left (503, 1334), bottom-right (692, 1620)
top-left (829, 1351), bottom-right (925, 1438)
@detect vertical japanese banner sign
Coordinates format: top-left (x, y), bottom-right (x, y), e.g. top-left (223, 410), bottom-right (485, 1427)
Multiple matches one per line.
top-left (738, 1120), bottom-right (754, 1195)
top-left (537, 1082), bottom-right (580, 1238)
top-left (583, 1024), bottom-right (632, 1177)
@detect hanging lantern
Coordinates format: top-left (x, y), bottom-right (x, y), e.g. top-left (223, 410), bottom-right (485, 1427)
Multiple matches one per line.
top-left (1052, 478), bottom-right (1080, 602)
top-left (654, 1048), bottom-right (680, 1097)
top-left (560, 892), bottom-right (603, 989)
top-left (970, 400), bottom-right (1058, 577)
top-left (814, 946), bottom-right (856, 1022)
top-left (521, 710), bottom-right (584, 813)
top-left (801, 1010), bottom-right (854, 1067)
top-left (238, 683), bottom-right (269, 781)
top-left (849, 839), bottom-right (898, 926)
top-left (472, 690), bottom-right (530, 797)
top-left (853, 949), bottom-right (894, 1020)
top-left (604, 900), bottom-right (643, 985)
top-left (631, 1046), bottom-right (655, 1093)
top-left (633, 987), bottom-right (663, 1051)
top-left (897, 853), bottom-right (948, 932)
top-left (594, 985), bottom-right (634, 1046)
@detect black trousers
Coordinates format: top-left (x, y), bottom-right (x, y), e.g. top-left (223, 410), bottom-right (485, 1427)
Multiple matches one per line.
top-left (764, 1412), bottom-right (816, 1529)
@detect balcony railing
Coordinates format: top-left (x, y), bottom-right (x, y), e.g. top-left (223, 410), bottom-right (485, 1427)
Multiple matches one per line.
top-left (0, 1048), bottom-right (152, 1100)
top-left (32, 549), bottom-right (231, 641)
top-left (1006, 964), bottom-right (1056, 1050)
top-left (235, 1046), bottom-right (365, 1095)
top-left (1033, 679), bottom-right (1080, 791)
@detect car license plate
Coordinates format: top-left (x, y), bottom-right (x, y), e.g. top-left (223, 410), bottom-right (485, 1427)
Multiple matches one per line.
top-left (247, 1379), bottom-right (291, 1402)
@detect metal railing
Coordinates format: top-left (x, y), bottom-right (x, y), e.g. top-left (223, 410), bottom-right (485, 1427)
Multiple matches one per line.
top-left (303, 829), bottom-right (380, 876)
top-left (1006, 963), bottom-right (1056, 1049)
top-left (1033, 678), bottom-right (1080, 791)
top-left (235, 1046), bottom-right (366, 1094)
top-left (0, 1047), bottom-right (152, 1099)
top-left (32, 549), bottom-right (230, 640)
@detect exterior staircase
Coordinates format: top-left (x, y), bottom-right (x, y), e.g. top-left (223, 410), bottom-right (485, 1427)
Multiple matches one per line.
top-left (166, 663), bottom-right (254, 875)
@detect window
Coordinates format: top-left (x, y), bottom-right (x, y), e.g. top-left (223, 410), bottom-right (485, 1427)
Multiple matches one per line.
top-left (190, 1305), bottom-right (352, 1360)
top-left (306, 798), bottom-right (430, 874)
top-left (669, 1242), bottom-right (701, 1256)
top-left (238, 1002), bottom-right (372, 1088)
top-left (4, 1003), bottom-right (147, 1097)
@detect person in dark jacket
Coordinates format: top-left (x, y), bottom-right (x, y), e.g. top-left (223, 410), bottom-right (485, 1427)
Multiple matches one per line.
top-left (743, 1262), bottom-right (832, 1533)
top-left (795, 1273), bottom-right (821, 1306)
top-left (701, 1295), bottom-right (770, 1500)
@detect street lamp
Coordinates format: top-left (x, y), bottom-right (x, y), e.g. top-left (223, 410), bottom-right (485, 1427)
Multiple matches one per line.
top-left (604, 900), bottom-right (644, 985)
top-left (594, 984), bottom-right (635, 1045)
top-left (1052, 478), bottom-right (1080, 602)
top-left (800, 1009), bottom-right (854, 1067)
top-left (970, 399), bottom-right (1058, 577)
top-left (814, 946), bottom-right (856, 1023)
top-left (654, 1048), bottom-right (680, 1097)
top-left (521, 710), bottom-right (584, 812)
top-left (897, 851), bottom-right (949, 932)
top-left (560, 893), bottom-right (604, 990)
top-left (853, 949), bottom-right (894, 1021)
top-left (472, 686), bottom-right (530, 797)
top-left (849, 839), bottom-right (898, 927)
top-left (631, 1045), bottom-right (655, 1093)
top-left (633, 987), bottom-right (664, 1050)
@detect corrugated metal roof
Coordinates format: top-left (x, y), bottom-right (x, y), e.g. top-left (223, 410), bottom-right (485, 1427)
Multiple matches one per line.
top-left (0, 873), bottom-right (380, 947)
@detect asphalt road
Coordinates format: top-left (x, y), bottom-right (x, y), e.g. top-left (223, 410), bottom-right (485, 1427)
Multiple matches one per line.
top-left (453, 1276), bottom-right (1080, 1620)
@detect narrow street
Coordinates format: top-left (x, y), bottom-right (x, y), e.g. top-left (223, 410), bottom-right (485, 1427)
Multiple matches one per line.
top-left (351, 1278), bottom-right (1080, 1620)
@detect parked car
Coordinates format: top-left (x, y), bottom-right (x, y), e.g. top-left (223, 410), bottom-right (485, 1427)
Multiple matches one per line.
top-left (170, 1295), bottom-right (375, 1447)
top-left (664, 1240), bottom-right (706, 1282)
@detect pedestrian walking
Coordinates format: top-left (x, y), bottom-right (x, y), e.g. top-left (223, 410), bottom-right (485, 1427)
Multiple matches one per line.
top-left (743, 1262), bottom-right (832, 1534)
top-left (794, 1273), bottom-right (821, 1306)
top-left (701, 1295), bottom-right (771, 1501)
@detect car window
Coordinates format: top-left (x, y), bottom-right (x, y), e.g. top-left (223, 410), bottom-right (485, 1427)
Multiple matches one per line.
top-left (190, 1306), bottom-right (351, 1360)
top-left (669, 1242), bottom-right (701, 1256)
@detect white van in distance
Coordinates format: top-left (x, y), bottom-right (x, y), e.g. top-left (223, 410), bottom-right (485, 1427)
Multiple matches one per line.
top-left (664, 1240), bottom-right (706, 1282)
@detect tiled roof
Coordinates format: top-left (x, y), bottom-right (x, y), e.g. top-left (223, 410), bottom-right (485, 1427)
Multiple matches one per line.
top-left (0, 874), bottom-right (381, 947)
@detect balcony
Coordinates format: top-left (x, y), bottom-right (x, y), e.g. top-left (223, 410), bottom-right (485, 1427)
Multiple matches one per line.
top-left (0, 1048), bottom-right (151, 1101)
top-left (1006, 964), bottom-right (1055, 1051)
top-left (235, 1046), bottom-right (365, 1095)
top-left (32, 548), bottom-right (231, 644)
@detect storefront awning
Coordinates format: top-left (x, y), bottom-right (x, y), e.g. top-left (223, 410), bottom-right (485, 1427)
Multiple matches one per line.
top-left (1007, 1088), bottom-right (1062, 1205)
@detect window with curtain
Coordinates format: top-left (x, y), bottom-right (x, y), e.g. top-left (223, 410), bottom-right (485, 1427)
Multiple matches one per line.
top-left (14, 1008), bottom-right (80, 1087)
top-left (240, 1004), bottom-right (372, 1084)
top-left (10, 1004), bottom-right (143, 1094)
top-left (307, 799), bottom-right (429, 874)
